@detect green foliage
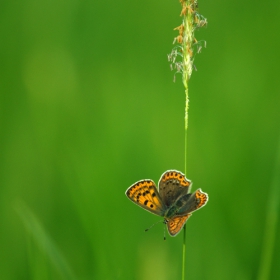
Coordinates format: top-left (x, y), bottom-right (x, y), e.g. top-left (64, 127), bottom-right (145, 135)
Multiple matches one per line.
top-left (0, 0), bottom-right (280, 279)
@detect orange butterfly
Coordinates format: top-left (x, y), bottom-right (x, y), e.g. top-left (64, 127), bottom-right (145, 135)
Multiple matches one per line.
top-left (125, 170), bottom-right (208, 236)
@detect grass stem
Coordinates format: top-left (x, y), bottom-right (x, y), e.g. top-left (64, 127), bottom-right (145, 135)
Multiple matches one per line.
top-left (169, 2), bottom-right (207, 279)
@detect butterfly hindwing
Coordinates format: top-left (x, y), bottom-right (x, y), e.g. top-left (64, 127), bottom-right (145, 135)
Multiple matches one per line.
top-left (159, 170), bottom-right (192, 207)
top-left (125, 179), bottom-right (166, 216)
top-left (167, 214), bottom-right (192, 236)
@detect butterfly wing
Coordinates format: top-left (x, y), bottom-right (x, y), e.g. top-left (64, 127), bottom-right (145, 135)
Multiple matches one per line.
top-left (159, 170), bottom-right (192, 207)
top-left (166, 214), bottom-right (192, 236)
top-left (176, 188), bottom-right (208, 215)
top-left (125, 179), bottom-right (166, 216)
top-left (165, 189), bottom-right (208, 236)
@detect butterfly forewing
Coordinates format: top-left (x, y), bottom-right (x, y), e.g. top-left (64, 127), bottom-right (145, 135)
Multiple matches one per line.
top-left (167, 214), bottom-right (192, 236)
top-left (159, 170), bottom-right (192, 207)
top-left (125, 179), bottom-right (166, 216)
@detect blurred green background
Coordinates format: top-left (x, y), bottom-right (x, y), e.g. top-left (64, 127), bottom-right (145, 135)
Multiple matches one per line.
top-left (1, 0), bottom-right (280, 279)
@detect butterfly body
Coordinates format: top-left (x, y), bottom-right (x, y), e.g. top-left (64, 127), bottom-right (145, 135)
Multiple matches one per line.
top-left (125, 170), bottom-right (208, 236)
top-left (163, 193), bottom-right (191, 218)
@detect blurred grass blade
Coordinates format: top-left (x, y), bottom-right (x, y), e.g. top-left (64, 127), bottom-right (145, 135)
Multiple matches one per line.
top-left (16, 201), bottom-right (76, 280)
top-left (257, 138), bottom-right (280, 280)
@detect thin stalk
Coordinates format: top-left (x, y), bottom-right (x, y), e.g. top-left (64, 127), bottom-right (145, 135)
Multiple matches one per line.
top-left (182, 86), bottom-right (189, 280)
top-left (182, 224), bottom-right (187, 280)
top-left (168, 2), bottom-right (207, 280)
top-left (184, 107), bottom-right (188, 175)
top-left (182, 2), bottom-right (194, 280)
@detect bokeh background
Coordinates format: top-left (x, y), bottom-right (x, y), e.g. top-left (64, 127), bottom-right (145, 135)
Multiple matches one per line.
top-left (1, 0), bottom-right (280, 279)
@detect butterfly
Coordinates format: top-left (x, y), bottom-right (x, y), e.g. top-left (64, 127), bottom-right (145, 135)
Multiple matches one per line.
top-left (125, 170), bottom-right (208, 236)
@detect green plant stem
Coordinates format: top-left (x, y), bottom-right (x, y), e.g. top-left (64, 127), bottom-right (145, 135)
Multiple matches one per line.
top-left (172, 1), bottom-right (205, 279)
top-left (182, 86), bottom-right (189, 280)
top-left (182, 1), bottom-right (191, 277)
top-left (257, 138), bottom-right (280, 280)
top-left (182, 224), bottom-right (186, 280)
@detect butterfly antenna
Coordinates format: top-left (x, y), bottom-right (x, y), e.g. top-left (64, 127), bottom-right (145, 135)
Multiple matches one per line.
top-left (163, 223), bottom-right (166, 241)
top-left (145, 219), bottom-right (163, 232)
